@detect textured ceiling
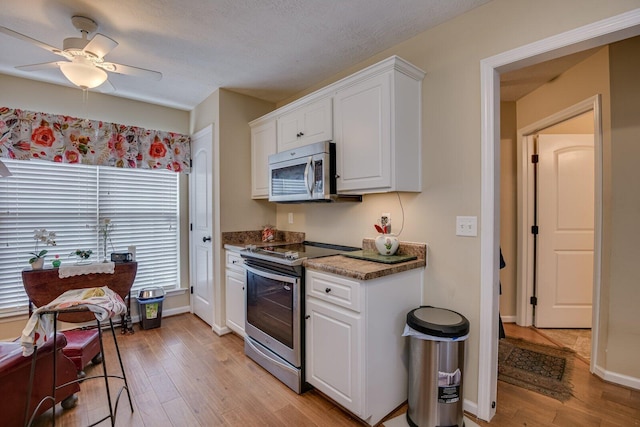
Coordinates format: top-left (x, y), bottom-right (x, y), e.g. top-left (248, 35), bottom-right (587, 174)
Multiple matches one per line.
top-left (0, 0), bottom-right (491, 110)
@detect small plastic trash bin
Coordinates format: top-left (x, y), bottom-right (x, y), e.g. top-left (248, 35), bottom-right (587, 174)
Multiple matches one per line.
top-left (137, 287), bottom-right (165, 330)
top-left (404, 306), bottom-right (470, 427)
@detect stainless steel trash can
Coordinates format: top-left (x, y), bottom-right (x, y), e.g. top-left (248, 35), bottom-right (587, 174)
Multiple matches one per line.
top-left (406, 306), bottom-right (470, 427)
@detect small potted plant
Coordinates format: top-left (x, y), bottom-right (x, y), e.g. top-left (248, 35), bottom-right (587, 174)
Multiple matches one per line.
top-left (51, 254), bottom-right (61, 268)
top-left (71, 249), bottom-right (93, 264)
top-left (29, 229), bottom-right (57, 270)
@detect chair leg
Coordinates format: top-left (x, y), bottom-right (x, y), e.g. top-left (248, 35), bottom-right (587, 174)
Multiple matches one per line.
top-left (25, 346), bottom-right (38, 427)
top-left (108, 318), bottom-right (134, 413)
top-left (96, 319), bottom-right (116, 426)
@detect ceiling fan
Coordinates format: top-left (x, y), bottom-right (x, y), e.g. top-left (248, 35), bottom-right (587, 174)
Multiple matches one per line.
top-left (0, 15), bottom-right (162, 90)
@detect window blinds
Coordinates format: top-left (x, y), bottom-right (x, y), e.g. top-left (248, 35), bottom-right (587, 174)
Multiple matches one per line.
top-left (0, 159), bottom-right (179, 317)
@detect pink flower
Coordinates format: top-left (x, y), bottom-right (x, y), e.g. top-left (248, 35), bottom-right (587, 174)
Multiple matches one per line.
top-left (31, 125), bottom-right (55, 147)
top-left (149, 136), bottom-right (167, 159)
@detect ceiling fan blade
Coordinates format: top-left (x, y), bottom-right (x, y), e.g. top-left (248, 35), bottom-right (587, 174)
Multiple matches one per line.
top-left (16, 61), bottom-right (64, 72)
top-left (0, 26), bottom-right (65, 57)
top-left (101, 62), bottom-right (162, 81)
top-left (83, 33), bottom-right (118, 59)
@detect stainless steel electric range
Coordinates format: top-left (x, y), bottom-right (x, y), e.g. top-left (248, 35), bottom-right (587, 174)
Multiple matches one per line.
top-left (240, 241), bottom-right (359, 393)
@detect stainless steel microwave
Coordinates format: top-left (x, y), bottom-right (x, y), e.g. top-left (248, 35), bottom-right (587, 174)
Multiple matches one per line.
top-left (268, 141), bottom-right (361, 203)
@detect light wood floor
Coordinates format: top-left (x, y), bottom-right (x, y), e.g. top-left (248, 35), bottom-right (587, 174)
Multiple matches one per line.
top-left (468, 323), bottom-right (640, 427)
top-left (32, 315), bottom-right (639, 426)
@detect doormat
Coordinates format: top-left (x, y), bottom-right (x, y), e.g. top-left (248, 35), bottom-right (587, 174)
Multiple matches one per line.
top-left (498, 337), bottom-right (574, 402)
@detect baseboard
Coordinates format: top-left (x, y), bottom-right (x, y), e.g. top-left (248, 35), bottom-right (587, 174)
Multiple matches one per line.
top-left (163, 305), bottom-right (191, 318)
top-left (593, 364), bottom-right (640, 390)
top-left (212, 324), bottom-right (232, 336)
top-left (500, 314), bottom-right (516, 323)
top-left (463, 398), bottom-right (478, 418)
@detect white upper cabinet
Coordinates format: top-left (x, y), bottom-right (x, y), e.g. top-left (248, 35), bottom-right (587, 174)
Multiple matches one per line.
top-left (249, 56), bottom-right (424, 197)
top-left (277, 97), bottom-right (333, 152)
top-left (334, 57), bottom-right (425, 193)
top-left (250, 117), bottom-right (277, 199)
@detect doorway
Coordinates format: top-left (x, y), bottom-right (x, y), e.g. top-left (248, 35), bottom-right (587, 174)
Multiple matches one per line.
top-left (479, 9), bottom-right (640, 422)
top-left (516, 105), bottom-right (599, 332)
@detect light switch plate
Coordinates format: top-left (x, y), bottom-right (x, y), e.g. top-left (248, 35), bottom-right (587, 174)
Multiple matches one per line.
top-left (456, 216), bottom-right (477, 237)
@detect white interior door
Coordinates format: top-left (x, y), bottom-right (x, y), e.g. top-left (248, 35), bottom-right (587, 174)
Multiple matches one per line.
top-left (189, 125), bottom-right (214, 326)
top-left (535, 134), bottom-right (594, 328)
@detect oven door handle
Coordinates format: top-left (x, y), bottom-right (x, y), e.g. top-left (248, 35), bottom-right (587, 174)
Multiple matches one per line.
top-left (244, 263), bottom-right (299, 285)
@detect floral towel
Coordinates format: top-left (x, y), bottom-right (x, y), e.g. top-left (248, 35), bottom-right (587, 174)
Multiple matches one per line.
top-left (20, 286), bottom-right (127, 356)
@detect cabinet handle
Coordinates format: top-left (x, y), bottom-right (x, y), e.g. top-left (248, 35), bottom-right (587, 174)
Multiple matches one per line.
top-left (325, 287), bottom-right (332, 293)
top-left (299, 132), bottom-right (304, 137)
top-left (242, 287), bottom-right (245, 291)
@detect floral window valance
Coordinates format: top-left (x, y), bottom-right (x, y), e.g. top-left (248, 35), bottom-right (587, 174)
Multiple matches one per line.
top-left (0, 107), bottom-right (190, 173)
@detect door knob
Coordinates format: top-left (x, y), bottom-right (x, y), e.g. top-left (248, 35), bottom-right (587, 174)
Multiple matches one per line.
top-left (202, 236), bottom-right (212, 242)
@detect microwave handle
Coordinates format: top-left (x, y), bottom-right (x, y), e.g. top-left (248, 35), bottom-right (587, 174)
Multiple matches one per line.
top-left (304, 156), bottom-right (314, 196)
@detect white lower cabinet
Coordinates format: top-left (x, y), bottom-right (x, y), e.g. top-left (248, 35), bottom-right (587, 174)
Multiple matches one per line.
top-left (305, 268), bottom-right (423, 426)
top-left (306, 297), bottom-right (363, 415)
top-left (225, 250), bottom-right (246, 336)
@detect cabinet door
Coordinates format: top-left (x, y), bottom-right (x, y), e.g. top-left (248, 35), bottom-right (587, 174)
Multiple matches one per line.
top-left (334, 72), bottom-right (392, 192)
top-left (305, 297), bottom-right (362, 416)
top-left (277, 97), bottom-right (332, 152)
top-left (225, 269), bottom-right (246, 335)
top-left (251, 119), bottom-right (277, 198)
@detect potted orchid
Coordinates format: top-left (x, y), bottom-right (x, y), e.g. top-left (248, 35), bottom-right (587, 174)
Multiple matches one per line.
top-left (29, 229), bottom-right (57, 269)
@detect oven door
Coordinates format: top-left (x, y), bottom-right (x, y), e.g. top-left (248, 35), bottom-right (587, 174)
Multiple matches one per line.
top-left (244, 263), bottom-right (301, 367)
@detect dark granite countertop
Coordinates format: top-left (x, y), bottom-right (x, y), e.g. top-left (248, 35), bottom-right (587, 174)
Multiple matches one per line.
top-left (304, 239), bottom-right (427, 280)
top-left (223, 231), bottom-right (427, 280)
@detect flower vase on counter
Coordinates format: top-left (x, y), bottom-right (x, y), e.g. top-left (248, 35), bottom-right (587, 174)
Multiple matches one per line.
top-left (373, 222), bottom-right (399, 255)
top-left (375, 234), bottom-right (399, 256)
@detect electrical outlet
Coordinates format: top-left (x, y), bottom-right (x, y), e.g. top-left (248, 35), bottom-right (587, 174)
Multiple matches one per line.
top-left (380, 212), bottom-right (391, 233)
top-left (456, 216), bottom-right (477, 237)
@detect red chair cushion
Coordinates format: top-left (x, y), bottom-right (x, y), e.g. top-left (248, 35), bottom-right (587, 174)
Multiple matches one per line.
top-left (62, 329), bottom-right (101, 372)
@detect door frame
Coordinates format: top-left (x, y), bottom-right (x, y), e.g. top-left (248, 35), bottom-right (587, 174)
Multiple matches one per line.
top-left (478, 9), bottom-right (640, 422)
top-left (516, 96), bottom-right (601, 335)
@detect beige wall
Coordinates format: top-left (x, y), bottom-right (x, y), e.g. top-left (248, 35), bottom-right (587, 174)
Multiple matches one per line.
top-left (218, 89), bottom-right (277, 232)
top-left (191, 89), bottom-right (276, 328)
top-left (272, 0), bottom-right (640, 404)
top-left (608, 36), bottom-right (640, 378)
top-left (0, 74), bottom-right (191, 340)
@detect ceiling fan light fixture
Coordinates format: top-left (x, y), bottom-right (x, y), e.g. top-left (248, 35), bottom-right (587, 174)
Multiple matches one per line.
top-left (59, 60), bottom-right (108, 89)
